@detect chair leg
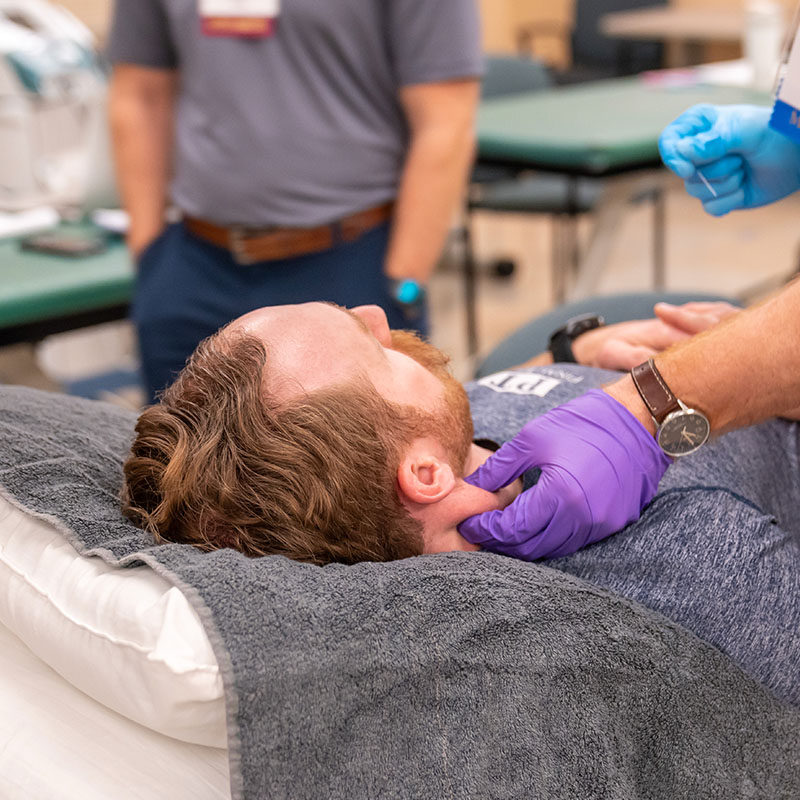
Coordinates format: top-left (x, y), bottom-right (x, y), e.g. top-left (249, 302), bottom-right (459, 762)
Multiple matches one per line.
top-left (553, 177), bottom-right (581, 304)
top-left (566, 211), bottom-right (580, 288)
top-left (461, 213), bottom-right (479, 356)
top-left (652, 186), bottom-right (666, 290)
top-left (551, 216), bottom-right (567, 306)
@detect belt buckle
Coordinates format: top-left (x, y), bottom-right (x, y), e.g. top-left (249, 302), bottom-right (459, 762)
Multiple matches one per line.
top-left (228, 226), bottom-right (261, 266)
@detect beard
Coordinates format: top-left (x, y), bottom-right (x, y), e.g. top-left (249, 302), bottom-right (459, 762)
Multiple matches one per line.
top-left (389, 330), bottom-right (474, 475)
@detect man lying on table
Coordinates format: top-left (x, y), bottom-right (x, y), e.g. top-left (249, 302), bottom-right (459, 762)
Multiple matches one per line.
top-left (123, 301), bottom-right (799, 709)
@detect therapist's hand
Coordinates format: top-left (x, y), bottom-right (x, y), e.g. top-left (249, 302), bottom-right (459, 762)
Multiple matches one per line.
top-left (457, 390), bottom-right (670, 561)
top-left (659, 104), bottom-right (800, 215)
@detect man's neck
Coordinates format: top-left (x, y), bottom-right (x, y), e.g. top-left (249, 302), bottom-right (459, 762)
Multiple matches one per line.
top-left (417, 443), bottom-right (522, 554)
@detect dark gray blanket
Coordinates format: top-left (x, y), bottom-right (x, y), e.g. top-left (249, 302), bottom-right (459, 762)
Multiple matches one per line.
top-left (1, 385), bottom-right (798, 799)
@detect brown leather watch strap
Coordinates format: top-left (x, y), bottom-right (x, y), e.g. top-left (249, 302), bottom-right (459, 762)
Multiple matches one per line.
top-left (630, 358), bottom-right (680, 424)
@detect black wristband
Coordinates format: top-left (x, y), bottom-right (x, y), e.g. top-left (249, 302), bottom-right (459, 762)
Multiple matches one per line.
top-left (547, 313), bottom-right (604, 364)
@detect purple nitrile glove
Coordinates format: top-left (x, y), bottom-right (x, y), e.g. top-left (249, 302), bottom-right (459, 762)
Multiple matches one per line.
top-left (457, 389), bottom-right (671, 561)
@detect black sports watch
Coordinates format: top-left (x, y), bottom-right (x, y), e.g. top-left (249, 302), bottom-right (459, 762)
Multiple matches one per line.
top-left (547, 313), bottom-right (605, 363)
top-left (631, 358), bottom-right (710, 458)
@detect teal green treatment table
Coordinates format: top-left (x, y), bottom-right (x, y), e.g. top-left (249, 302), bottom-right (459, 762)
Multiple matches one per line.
top-left (476, 76), bottom-right (769, 175)
top-left (0, 224), bottom-right (134, 346)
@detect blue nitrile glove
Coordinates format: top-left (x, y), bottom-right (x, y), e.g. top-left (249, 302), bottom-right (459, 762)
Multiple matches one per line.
top-left (457, 390), bottom-right (670, 561)
top-left (658, 104), bottom-right (800, 216)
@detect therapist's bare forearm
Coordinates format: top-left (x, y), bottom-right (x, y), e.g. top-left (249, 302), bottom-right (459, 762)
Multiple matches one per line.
top-left (384, 128), bottom-right (476, 283)
top-left (386, 79), bottom-right (480, 284)
top-left (605, 278), bottom-right (800, 436)
top-left (109, 66), bottom-right (176, 257)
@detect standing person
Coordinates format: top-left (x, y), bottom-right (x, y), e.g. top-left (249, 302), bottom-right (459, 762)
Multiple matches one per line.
top-left (108, 0), bottom-right (482, 401)
top-left (456, 103), bottom-right (800, 557)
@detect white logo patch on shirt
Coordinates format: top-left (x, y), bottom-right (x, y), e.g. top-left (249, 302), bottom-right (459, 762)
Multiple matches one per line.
top-left (535, 366), bottom-right (586, 385)
top-left (478, 371), bottom-right (563, 397)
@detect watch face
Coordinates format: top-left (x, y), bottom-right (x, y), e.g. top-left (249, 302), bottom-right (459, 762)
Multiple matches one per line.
top-left (657, 409), bottom-right (711, 457)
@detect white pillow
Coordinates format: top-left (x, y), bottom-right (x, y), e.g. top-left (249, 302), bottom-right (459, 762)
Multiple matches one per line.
top-left (0, 620), bottom-right (230, 800)
top-left (0, 493), bottom-right (227, 748)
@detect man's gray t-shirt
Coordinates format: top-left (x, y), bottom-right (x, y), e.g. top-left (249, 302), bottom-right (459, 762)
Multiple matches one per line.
top-left (466, 365), bottom-right (800, 708)
top-left (108, 0), bottom-right (483, 227)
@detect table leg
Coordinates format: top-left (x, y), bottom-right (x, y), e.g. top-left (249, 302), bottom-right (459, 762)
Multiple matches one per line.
top-left (566, 176), bottom-right (580, 294)
top-left (460, 212), bottom-right (479, 356)
top-left (569, 170), bottom-right (667, 300)
top-left (551, 216), bottom-right (567, 306)
top-left (652, 185), bottom-right (666, 290)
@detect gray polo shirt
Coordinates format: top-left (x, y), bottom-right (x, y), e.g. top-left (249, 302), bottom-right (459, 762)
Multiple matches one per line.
top-left (108, 0), bottom-right (483, 227)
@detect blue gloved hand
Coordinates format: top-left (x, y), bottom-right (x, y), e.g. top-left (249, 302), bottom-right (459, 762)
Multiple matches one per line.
top-left (658, 103), bottom-right (800, 216)
top-left (457, 390), bottom-right (670, 561)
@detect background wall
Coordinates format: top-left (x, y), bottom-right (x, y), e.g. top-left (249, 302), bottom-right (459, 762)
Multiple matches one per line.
top-left (480, 0), bottom-right (798, 66)
top-left (54, 0), bottom-right (800, 66)
top-left (57, 0), bottom-right (111, 43)
top-left (479, 0), bottom-right (573, 66)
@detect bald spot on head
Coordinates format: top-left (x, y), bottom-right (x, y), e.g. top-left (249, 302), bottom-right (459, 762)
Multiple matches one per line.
top-left (224, 302), bottom-right (447, 415)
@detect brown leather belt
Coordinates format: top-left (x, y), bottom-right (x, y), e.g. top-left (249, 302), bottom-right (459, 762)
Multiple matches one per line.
top-left (183, 202), bottom-right (394, 265)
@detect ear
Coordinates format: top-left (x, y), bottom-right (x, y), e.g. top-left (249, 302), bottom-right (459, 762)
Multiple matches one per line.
top-left (396, 439), bottom-right (457, 506)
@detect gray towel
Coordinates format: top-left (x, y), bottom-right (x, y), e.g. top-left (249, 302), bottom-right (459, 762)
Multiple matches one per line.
top-left (1, 385), bottom-right (798, 800)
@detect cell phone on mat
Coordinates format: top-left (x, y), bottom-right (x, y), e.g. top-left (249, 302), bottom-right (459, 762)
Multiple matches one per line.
top-left (21, 231), bottom-right (108, 258)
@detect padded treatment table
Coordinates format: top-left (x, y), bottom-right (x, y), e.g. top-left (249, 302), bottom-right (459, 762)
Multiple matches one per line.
top-left (0, 224), bottom-right (133, 346)
top-left (475, 77), bottom-right (769, 299)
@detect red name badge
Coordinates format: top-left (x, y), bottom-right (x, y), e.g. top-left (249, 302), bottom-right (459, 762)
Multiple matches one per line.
top-left (201, 17), bottom-right (275, 37)
top-left (199, 0), bottom-right (279, 38)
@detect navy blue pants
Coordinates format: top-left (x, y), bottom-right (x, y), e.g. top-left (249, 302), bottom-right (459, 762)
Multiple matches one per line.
top-left (132, 222), bottom-right (428, 402)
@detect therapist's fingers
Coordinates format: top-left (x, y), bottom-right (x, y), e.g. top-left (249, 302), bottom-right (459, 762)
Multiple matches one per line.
top-left (660, 144), bottom-right (698, 179)
top-left (659, 104), bottom-right (719, 178)
top-left (677, 130), bottom-right (732, 165)
top-left (702, 187), bottom-right (747, 216)
top-left (457, 484), bottom-right (555, 552)
top-left (685, 170), bottom-right (744, 201)
top-left (693, 154), bottom-right (744, 180)
top-left (463, 438), bottom-right (535, 493)
top-left (666, 104), bottom-right (718, 134)
top-left (660, 148), bottom-right (696, 179)
top-left (459, 468), bottom-right (593, 559)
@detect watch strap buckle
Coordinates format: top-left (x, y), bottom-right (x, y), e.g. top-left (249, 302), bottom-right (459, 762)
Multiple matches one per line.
top-left (631, 358), bottom-right (679, 423)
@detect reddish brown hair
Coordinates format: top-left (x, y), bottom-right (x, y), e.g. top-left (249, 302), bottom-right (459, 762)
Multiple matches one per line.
top-left (122, 330), bottom-right (434, 564)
